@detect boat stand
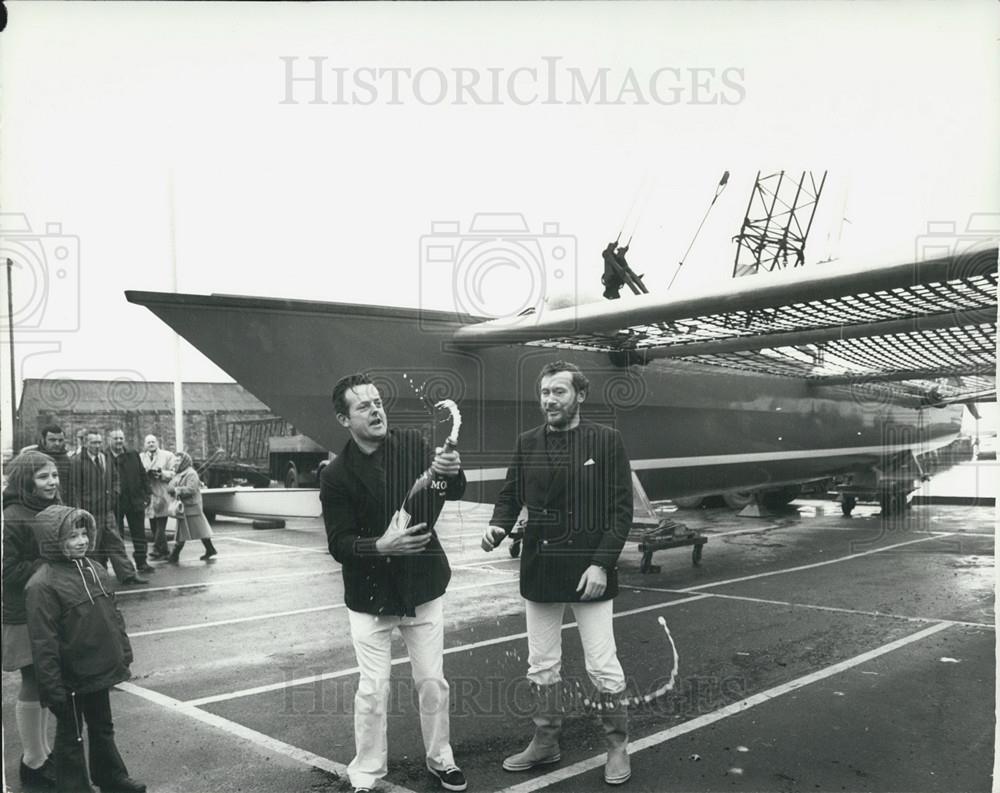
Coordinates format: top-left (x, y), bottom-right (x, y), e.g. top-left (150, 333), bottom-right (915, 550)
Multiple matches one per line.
top-left (631, 473), bottom-right (707, 573)
top-left (634, 522), bottom-right (707, 572)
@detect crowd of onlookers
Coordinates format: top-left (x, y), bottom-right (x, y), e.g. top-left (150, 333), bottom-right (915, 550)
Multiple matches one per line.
top-left (14, 425), bottom-right (218, 575)
top-left (2, 424), bottom-right (218, 792)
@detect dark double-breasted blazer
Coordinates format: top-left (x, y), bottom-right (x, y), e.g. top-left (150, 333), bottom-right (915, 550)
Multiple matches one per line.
top-left (110, 449), bottom-right (151, 514)
top-left (320, 427), bottom-right (466, 617)
top-left (490, 420), bottom-right (633, 603)
top-left (68, 452), bottom-right (116, 522)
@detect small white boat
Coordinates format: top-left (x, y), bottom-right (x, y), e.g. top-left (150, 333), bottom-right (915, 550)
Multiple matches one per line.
top-left (201, 487), bottom-right (322, 521)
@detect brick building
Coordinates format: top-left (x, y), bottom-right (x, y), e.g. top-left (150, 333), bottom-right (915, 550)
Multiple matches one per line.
top-left (15, 379), bottom-right (283, 457)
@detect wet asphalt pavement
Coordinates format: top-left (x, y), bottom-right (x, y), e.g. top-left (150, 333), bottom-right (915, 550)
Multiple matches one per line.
top-left (3, 487), bottom-right (995, 793)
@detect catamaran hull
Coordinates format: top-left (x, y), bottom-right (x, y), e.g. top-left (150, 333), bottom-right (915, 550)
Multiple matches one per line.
top-left (125, 292), bottom-right (963, 502)
top-left (201, 487), bottom-right (322, 520)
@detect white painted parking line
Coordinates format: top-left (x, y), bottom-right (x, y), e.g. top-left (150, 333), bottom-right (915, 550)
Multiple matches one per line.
top-left (625, 585), bottom-right (996, 630)
top-left (185, 594), bottom-right (710, 707)
top-left (497, 621), bottom-right (954, 793)
top-left (453, 557), bottom-right (521, 570)
top-left (701, 592), bottom-right (996, 630)
top-left (115, 553), bottom-right (517, 597)
top-left (705, 524), bottom-right (956, 538)
top-left (186, 628), bottom-right (543, 707)
top-left (117, 681), bottom-right (417, 793)
top-left (117, 553), bottom-right (514, 597)
top-left (682, 533), bottom-right (950, 591)
top-left (611, 594), bottom-right (711, 620)
top-left (129, 603), bottom-right (343, 638)
top-left (116, 569), bottom-right (330, 597)
top-left (129, 576), bottom-right (519, 638)
top-left (447, 530), bottom-right (499, 540)
top-left (161, 548), bottom-right (304, 562)
top-left (123, 534), bottom-right (953, 638)
top-left (217, 536), bottom-right (329, 553)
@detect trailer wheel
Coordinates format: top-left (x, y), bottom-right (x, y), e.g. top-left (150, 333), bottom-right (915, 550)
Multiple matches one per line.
top-left (284, 463), bottom-right (299, 489)
top-left (673, 496), bottom-right (704, 509)
top-left (841, 495), bottom-right (857, 516)
top-left (880, 490), bottom-right (905, 516)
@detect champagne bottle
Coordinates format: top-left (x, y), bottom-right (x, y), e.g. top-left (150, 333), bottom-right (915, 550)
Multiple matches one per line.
top-left (395, 399), bottom-right (462, 533)
top-left (396, 437), bottom-right (458, 533)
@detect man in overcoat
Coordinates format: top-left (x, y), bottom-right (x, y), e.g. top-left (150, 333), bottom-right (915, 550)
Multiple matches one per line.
top-left (107, 429), bottom-right (154, 573)
top-left (483, 360), bottom-right (634, 785)
top-left (69, 431), bottom-right (147, 585)
top-left (141, 435), bottom-right (176, 560)
top-left (320, 373), bottom-right (468, 793)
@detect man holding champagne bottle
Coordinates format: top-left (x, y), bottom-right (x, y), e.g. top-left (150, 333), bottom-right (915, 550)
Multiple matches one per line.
top-left (320, 373), bottom-right (468, 793)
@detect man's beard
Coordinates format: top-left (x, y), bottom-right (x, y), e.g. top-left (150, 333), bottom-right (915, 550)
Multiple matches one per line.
top-left (544, 401), bottom-right (579, 430)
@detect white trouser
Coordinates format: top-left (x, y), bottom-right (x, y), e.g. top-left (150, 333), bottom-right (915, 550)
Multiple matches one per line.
top-left (525, 599), bottom-right (626, 694)
top-left (346, 596), bottom-right (455, 789)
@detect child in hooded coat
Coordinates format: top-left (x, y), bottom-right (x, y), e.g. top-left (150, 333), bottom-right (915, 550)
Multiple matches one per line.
top-left (25, 505), bottom-right (146, 793)
top-left (3, 450), bottom-right (63, 788)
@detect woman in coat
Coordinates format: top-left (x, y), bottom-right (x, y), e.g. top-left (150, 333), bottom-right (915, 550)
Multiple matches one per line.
top-left (2, 451), bottom-right (61, 788)
top-left (165, 452), bottom-right (217, 563)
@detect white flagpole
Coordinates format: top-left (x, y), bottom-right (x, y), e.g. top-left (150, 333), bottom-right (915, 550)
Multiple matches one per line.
top-left (168, 167), bottom-right (184, 452)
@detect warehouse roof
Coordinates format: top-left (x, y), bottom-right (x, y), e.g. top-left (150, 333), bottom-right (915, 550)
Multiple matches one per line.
top-left (18, 379), bottom-right (270, 414)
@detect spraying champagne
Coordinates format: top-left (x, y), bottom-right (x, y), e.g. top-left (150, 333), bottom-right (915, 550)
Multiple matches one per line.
top-left (394, 399), bottom-right (462, 532)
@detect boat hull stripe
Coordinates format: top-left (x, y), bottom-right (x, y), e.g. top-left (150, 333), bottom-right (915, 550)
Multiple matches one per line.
top-left (463, 441), bottom-right (927, 482)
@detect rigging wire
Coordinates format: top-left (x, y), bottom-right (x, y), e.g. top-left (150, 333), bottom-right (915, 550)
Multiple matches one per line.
top-left (667, 171), bottom-right (730, 290)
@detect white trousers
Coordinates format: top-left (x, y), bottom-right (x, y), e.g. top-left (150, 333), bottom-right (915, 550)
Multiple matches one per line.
top-left (346, 596), bottom-right (455, 789)
top-left (525, 599), bottom-right (626, 694)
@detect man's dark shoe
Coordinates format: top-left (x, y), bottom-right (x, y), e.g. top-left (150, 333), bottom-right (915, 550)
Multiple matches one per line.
top-left (135, 563), bottom-right (156, 573)
top-left (19, 755), bottom-right (56, 788)
top-left (99, 776), bottom-right (147, 793)
top-left (427, 763), bottom-right (467, 792)
top-left (148, 551), bottom-right (169, 561)
top-left (120, 575), bottom-right (149, 586)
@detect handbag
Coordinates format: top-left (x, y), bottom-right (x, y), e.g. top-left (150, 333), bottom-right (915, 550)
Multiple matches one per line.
top-left (167, 499), bottom-right (185, 518)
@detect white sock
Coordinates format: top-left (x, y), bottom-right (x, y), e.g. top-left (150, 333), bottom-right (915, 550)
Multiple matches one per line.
top-left (40, 705), bottom-right (52, 756)
top-left (15, 699), bottom-right (48, 768)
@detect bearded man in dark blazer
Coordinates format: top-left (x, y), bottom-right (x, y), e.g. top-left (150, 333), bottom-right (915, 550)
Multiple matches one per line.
top-left (320, 373), bottom-right (468, 793)
top-left (484, 360), bottom-right (633, 786)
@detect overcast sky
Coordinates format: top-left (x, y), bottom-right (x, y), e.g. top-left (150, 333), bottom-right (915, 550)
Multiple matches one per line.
top-left (1, 1), bottom-right (998, 443)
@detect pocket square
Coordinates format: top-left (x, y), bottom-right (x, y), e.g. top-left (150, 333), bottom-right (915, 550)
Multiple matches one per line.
top-left (583, 458), bottom-right (596, 466)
